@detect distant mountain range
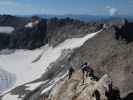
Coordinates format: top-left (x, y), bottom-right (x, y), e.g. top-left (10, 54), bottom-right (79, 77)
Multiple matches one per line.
top-left (36, 14), bottom-right (133, 22)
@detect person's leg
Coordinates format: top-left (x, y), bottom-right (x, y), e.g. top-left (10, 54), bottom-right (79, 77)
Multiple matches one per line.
top-left (86, 70), bottom-right (89, 78)
top-left (89, 69), bottom-right (94, 77)
top-left (68, 71), bottom-right (73, 79)
top-left (68, 71), bottom-right (71, 79)
top-left (68, 72), bottom-right (70, 79)
top-left (82, 70), bottom-right (85, 83)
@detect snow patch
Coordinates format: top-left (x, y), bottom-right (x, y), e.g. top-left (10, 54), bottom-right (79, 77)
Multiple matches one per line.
top-left (0, 68), bottom-right (16, 94)
top-left (41, 73), bottom-right (67, 94)
top-left (25, 20), bottom-right (39, 28)
top-left (56, 29), bottom-right (102, 49)
top-left (25, 81), bottom-right (48, 91)
top-left (2, 93), bottom-right (22, 100)
top-left (41, 84), bottom-right (54, 95)
top-left (0, 26), bottom-right (14, 34)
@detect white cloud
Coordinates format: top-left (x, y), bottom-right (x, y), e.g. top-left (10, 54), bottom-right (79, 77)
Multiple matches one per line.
top-left (106, 6), bottom-right (118, 16)
top-left (110, 8), bottom-right (118, 16)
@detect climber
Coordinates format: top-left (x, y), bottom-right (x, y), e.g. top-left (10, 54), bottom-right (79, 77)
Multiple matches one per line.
top-left (80, 62), bottom-right (94, 83)
top-left (80, 62), bottom-right (89, 83)
top-left (68, 66), bottom-right (75, 79)
top-left (66, 56), bottom-right (75, 80)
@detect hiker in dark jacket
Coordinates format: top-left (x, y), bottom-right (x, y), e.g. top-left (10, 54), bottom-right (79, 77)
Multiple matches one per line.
top-left (68, 66), bottom-right (74, 79)
top-left (65, 57), bottom-right (75, 80)
top-left (80, 62), bottom-right (94, 83)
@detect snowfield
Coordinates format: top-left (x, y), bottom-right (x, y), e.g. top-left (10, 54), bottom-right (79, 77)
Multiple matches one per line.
top-left (0, 29), bottom-right (103, 100)
top-left (2, 93), bottom-right (22, 100)
top-left (25, 20), bottom-right (39, 28)
top-left (0, 68), bottom-right (16, 94)
top-left (41, 73), bottom-right (68, 95)
top-left (0, 26), bottom-right (14, 34)
top-left (25, 81), bottom-right (48, 91)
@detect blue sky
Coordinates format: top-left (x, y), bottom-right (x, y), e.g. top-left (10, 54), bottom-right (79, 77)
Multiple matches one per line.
top-left (0, 0), bottom-right (132, 16)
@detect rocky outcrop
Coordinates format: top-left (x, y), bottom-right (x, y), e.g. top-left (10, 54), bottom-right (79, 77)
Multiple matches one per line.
top-left (114, 19), bottom-right (133, 43)
top-left (0, 33), bottom-right (9, 49)
top-left (0, 15), bottom-right (29, 28)
top-left (0, 15), bottom-right (47, 50)
top-left (9, 18), bottom-right (47, 49)
top-left (44, 73), bottom-right (112, 100)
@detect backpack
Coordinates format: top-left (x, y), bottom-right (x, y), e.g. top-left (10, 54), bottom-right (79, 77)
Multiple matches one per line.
top-left (80, 64), bottom-right (87, 70)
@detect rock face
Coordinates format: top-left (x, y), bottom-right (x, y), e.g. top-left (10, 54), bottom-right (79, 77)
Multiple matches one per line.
top-left (0, 15), bottom-right (47, 50)
top-left (9, 18), bottom-right (47, 49)
top-left (0, 15), bottom-right (102, 50)
top-left (48, 73), bottom-right (111, 100)
top-left (114, 19), bottom-right (133, 43)
top-left (0, 33), bottom-right (9, 49)
top-left (0, 15), bottom-right (29, 28)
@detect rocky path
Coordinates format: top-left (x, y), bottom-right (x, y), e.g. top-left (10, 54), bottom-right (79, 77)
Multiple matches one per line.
top-left (43, 70), bottom-right (111, 100)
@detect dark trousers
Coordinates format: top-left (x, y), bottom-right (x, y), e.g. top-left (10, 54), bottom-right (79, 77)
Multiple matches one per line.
top-left (82, 67), bottom-right (94, 83)
top-left (82, 69), bottom-right (89, 83)
top-left (68, 68), bottom-right (74, 80)
top-left (68, 71), bottom-right (73, 79)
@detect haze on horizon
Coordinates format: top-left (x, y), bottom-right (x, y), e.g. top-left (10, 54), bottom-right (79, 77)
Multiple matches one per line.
top-left (0, 0), bottom-right (133, 16)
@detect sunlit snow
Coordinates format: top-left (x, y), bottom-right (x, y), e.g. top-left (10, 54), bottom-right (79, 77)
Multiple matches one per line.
top-left (0, 26), bottom-right (14, 34)
top-left (3, 93), bottom-right (22, 100)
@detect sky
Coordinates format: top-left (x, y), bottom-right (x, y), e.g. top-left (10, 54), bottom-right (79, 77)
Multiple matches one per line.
top-left (0, 0), bottom-right (133, 16)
